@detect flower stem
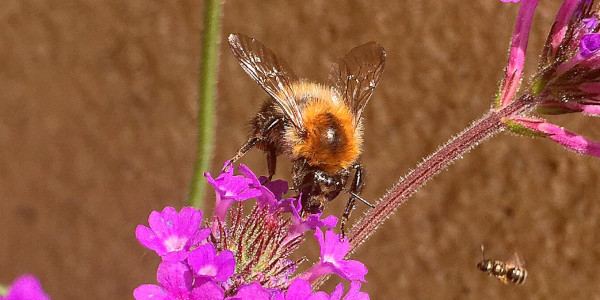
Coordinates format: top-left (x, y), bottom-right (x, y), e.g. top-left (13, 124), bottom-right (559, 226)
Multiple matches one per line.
top-left (312, 96), bottom-right (534, 289)
top-left (187, 0), bottom-right (223, 209)
top-left (346, 97), bottom-right (533, 253)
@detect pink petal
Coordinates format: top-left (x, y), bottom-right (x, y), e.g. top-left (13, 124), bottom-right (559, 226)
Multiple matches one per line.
top-left (498, 0), bottom-right (540, 107)
top-left (229, 282), bottom-right (271, 300)
top-left (133, 284), bottom-right (168, 300)
top-left (508, 116), bottom-right (600, 157)
top-left (156, 261), bottom-right (193, 298)
top-left (546, 0), bottom-right (580, 58)
top-left (343, 282), bottom-right (370, 300)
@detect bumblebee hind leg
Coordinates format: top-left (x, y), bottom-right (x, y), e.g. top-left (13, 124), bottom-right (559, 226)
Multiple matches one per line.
top-left (341, 163), bottom-right (366, 237)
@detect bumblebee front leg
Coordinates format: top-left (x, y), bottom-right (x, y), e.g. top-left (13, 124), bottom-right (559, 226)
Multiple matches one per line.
top-left (225, 117), bottom-right (283, 177)
top-left (341, 163), bottom-right (365, 236)
top-left (266, 147), bottom-right (277, 180)
top-left (225, 137), bottom-right (261, 172)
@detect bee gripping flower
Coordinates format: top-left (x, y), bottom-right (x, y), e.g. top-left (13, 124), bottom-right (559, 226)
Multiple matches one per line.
top-left (284, 197), bottom-right (338, 242)
top-left (136, 163), bottom-right (370, 299)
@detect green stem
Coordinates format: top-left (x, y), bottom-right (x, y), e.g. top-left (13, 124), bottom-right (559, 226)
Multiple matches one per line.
top-left (187, 0), bottom-right (223, 208)
top-left (0, 284), bottom-right (7, 296)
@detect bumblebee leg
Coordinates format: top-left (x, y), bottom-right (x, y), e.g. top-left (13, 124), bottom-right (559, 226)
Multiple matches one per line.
top-left (225, 117), bottom-right (284, 172)
top-left (341, 164), bottom-right (365, 237)
top-left (266, 147), bottom-right (277, 180)
top-left (261, 117), bottom-right (284, 179)
top-left (224, 137), bottom-right (261, 171)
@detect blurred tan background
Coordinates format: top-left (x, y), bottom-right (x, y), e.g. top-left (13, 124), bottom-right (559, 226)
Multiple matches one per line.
top-left (2, 0), bottom-right (600, 299)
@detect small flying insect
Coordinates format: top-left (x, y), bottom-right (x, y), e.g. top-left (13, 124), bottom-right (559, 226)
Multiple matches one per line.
top-left (477, 245), bottom-right (527, 285)
top-left (226, 33), bottom-right (385, 234)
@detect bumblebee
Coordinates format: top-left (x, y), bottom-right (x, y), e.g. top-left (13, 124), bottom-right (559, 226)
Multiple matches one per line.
top-left (226, 33), bottom-right (385, 233)
top-left (477, 245), bottom-right (527, 285)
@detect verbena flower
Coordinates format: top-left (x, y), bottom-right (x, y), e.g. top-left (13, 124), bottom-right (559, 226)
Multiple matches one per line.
top-left (299, 229), bottom-right (367, 283)
top-left (135, 163), bottom-right (369, 299)
top-left (188, 244), bottom-right (235, 282)
top-left (135, 206), bottom-right (211, 262)
top-left (206, 162), bottom-right (263, 220)
top-left (497, 0), bottom-right (600, 156)
top-left (0, 275), bottom-right (50, 300)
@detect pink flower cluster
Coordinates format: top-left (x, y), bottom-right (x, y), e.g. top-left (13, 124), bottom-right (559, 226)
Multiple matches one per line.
top-left (135, 163), bottom-right (369, 299)
top-left (498, 0), bottom-right (600, 156)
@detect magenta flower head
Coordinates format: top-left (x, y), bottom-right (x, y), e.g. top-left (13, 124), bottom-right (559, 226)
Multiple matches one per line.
top-left (188, 244), bottom-right (235, 282)
top-left (0, 275), bottom-right (50, 300)
top-left (299, 229), bottom-right (368, 283)
top-left (135, 163), bottom-right (369, 299)
top-left (134, 261), bottom-right (226, 300)
top-left (205, 162), bottom-right (263, 220)
top-left (496, 0), bottom-right (600, 157)
top-left (136, 206), bottom-right (211, 261)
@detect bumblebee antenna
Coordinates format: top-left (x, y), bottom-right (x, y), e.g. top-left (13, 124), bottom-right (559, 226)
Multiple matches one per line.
top-left (480, 244), bottom-right (486, 260)
top-left (342, 188), bottom-right (375, 208)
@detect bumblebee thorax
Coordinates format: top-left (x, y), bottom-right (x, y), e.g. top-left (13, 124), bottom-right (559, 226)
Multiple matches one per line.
top-left (287, 98), bottom-right (362, 173)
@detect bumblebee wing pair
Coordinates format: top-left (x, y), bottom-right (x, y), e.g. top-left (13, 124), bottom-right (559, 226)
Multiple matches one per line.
top-left (226, 33), bottom-right (384, 234)
top-left (228, 33), bottom-right (385, 132)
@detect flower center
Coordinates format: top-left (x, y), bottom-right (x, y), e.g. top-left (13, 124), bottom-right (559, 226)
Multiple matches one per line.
top-left (163, 236), bottom-right (187, 252)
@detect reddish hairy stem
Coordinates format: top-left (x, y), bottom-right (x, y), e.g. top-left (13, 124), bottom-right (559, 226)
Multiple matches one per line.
top-left (311, 96), bottom-right (535, 289)
top-left (347, 98), bottom-right (533, 252)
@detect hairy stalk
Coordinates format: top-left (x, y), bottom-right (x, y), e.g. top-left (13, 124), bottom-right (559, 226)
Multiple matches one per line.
top-left (188, 0), bottom-right (223, 208)
top-left (312, 96), bottom-right (535, 289)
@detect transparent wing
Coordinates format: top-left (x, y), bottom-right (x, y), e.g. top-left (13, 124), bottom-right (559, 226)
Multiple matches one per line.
top-left (228, 33), bottom-right (304, 129)
top-left (329, 42), bottom-right (385, 125)
top-left (506, 252), bottom-right (526, 268)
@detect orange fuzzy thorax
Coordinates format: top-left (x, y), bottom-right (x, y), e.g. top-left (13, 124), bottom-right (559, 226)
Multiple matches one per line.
top-left (286, 82), bottom-right (362, 173)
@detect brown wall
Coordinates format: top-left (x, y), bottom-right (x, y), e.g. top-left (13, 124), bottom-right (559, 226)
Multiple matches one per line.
top-left (1, 1), bottom-right (600, 299)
